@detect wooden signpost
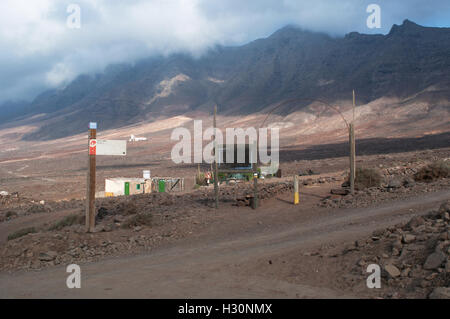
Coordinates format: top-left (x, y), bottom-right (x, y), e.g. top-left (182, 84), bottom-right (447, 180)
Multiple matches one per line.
top-left (86, 122), bottom-right (127, 232)
top-left (86, 123), bottom-right (97, 232)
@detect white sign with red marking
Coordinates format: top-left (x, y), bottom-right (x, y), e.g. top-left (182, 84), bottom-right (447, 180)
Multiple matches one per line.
top-left (89, 139), bottom-right (126, 156)
top-left (89, 139), bottom-right (97, 155)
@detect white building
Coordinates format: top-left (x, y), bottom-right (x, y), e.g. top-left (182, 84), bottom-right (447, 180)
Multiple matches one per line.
top-left (129, 134), bottom-right (147, 142)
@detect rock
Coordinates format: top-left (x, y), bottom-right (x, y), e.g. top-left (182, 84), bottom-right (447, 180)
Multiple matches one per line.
top-left (385, 264), bottom-right (401, 278)
top-left (406, 216), bottom-right (425, 229)
top-left (39, 200), bottom-right (45, 205)
top-left (401, 268), bottom-right (410, 277)
top-left (387, 178), bottom-right (402, 189)
top-left (439, 200), bottom-right (450, 214)
top-left (402, 234), bottom-right (416, 244)
top-left (392, 248), bottom-right (400, 256)
top-left (341, 181), bottom-right (350, 188)
top-left (38, 251), bottom-right (57, 261)
top-left (114, 215), bottom-right (125, 223)
top-left (331, 188), bottom-right (350, 195)
top-left (134, 226), bottom-right (142, 232)
top-left (403, 177), bottom-right (415, 188)
top-left (423, 251), bottom-right (446, 270)
top-left (429, 287), bottom-right (450, 299)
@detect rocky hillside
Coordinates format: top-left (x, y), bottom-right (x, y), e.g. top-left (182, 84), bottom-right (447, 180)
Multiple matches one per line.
top-left (3, 19), bottom-right (449, 140)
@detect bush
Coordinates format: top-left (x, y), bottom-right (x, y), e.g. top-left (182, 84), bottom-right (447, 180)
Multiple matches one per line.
top-left (5, 211), bottom-right (17, 218)
top-left (121, 213), bottom-right (152, 229)
top-left (48, 214), bottom-right (84, 231)
top-left (7, 227), bottom-right (37, 240)
top-left (414, 161), bottom-right (450, 182)
top-left (351, 167), bottom-right (383, 190)
top-left (195, 173), bottom-right (207, 186)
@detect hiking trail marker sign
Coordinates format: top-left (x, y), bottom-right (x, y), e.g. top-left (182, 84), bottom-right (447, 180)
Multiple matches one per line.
top-left (89, 139), bottom-right (126, 156)
top-left (86, 122), bottom-right (127, 232)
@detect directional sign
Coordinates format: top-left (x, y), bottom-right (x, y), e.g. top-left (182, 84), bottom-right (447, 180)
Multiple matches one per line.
top-left (96, 139), bottom-right (127, 156)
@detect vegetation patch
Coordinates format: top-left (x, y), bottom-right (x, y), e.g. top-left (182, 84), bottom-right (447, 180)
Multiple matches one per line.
top-left (353, 167), bottom-right (383, 189)
top-left (7, 227), bottom-right (37, 241)
top-left (121, 213), bottom-right (153, 229)
top-left (414, 160), bottom-right (450, 182)
top-left (48, 214), bottom-right (84, 231)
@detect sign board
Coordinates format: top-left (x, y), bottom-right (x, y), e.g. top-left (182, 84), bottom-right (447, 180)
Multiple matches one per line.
top-left (89, 139), bottom-right (97, 155)
top-left (89, 122), bottom-right (97, 129)
top-left (143, 170), bottom-right (151, 179)
top-left (96, 140), bottom-right (127, 156)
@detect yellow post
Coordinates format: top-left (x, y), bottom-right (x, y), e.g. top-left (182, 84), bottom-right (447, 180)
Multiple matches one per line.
top-left (294, 175), bottom-right (299, 205)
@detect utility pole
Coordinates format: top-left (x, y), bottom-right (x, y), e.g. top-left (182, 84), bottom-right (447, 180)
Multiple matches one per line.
top-left (349, 90), bottom-right (356, 194)
top-left (213, 105), bottom-right (219, 209)
top-left (86, 122), bottom-right (97, 232)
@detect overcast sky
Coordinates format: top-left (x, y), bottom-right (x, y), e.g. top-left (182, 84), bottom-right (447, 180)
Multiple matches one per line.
top-left (1, 0), bottom-right (449, 104)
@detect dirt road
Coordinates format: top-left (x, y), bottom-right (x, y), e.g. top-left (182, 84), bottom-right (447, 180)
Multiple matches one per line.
top-left (1, 189), bottom-right (448, 299)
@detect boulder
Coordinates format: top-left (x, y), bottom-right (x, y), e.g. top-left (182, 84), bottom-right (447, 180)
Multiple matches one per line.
top-left (38, 251), bottom-right (58, 262)
top-left (429, 287), bottom-right (450, 299)
top-left (384, 264), bottom-right (401, 278)
top-left (387, 178), bottom-right (402, 189)
top-left (403, 177), bottom-right (416, 188)
top-left (402, 234), bottom-right (416, 244)
top-left (423, 251), bottom-right (446, 270)
top-left (331, 188), bottom-right (350, 196)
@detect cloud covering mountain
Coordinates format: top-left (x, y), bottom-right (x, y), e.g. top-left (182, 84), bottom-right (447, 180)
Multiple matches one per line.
top-left (1, 0), bottom-right (449, 104)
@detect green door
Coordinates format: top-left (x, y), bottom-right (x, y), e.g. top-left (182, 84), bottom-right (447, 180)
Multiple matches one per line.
top-left (124, 182), bottom-right (130, 195)
top-left (158, 180), bottom-right (165, 193)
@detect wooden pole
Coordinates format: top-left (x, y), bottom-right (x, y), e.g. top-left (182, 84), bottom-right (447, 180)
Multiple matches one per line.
top-left (352, 90), bottom-right (356, 122)
top-left (349, 123), bottom-right (355, 194)
top-left (86, 124), bottom-right (96, 232)
top-left (349, 90), bottom-right (356, 194)
top-left (252, 173), bottom-right (258, 209)
top-left (294, 175), bottom-right (299, 205)
top-left (213, 105), bottom-right (219, 209)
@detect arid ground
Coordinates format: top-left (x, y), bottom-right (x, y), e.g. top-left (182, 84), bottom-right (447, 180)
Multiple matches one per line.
top-left (0, 108), bottom-right (449, 299)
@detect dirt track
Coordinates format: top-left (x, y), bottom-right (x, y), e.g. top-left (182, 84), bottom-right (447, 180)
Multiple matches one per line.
top-left (1, 189), bottom-right (448, 299)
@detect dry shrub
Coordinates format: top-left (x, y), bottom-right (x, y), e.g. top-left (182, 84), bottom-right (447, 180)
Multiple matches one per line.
top-left (8, 227), bottom-right (37, 241)
top-left (48, 214), bottom-right (84, 231)
top-left (353, 167), bottom-right (383, 190)
top-left (115, 201), bottom-right (138, 216)
top-left (195, 173), bottom-right (207, 186)
top-left (414, 161), bottom-right (450, 182)
top-left (121, 213), bottom-right (152, 229)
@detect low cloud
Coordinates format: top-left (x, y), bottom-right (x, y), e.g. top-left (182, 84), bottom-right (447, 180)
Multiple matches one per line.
top-left (0, 0), bottom-right (449, 104)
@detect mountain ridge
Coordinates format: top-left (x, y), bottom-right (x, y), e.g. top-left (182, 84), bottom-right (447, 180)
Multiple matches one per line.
top-left (1, 19), bottom-right (449, 140)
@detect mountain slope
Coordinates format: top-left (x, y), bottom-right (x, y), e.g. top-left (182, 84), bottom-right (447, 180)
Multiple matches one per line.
top-left (5, 19), bottom-right (450, 140)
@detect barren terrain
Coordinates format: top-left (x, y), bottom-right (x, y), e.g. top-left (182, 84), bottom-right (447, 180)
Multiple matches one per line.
top-left (0, 102), bottom-right (449, 298)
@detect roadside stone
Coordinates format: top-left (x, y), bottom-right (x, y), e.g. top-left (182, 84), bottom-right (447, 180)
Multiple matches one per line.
top-left (402, 234), bottom-right (416, 244)
top-left (387, 178), bottom-right (402, 189)
top-left (384, 264), bottom-right (401, 278)
top-left (423, 251), bottom-right (446, 270)
top-left (401, 268), bottom-right (410, 277)
top-left (403, 177), bottom-right (415, 188)
top-left (331, 188), bottom-right (350, 196)
top-left (38, 251), bottom-right (57, 261)
top-left (407, 216), bottom-right (425, 229)
top-left (429, 287), bottom-right (450, 299)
